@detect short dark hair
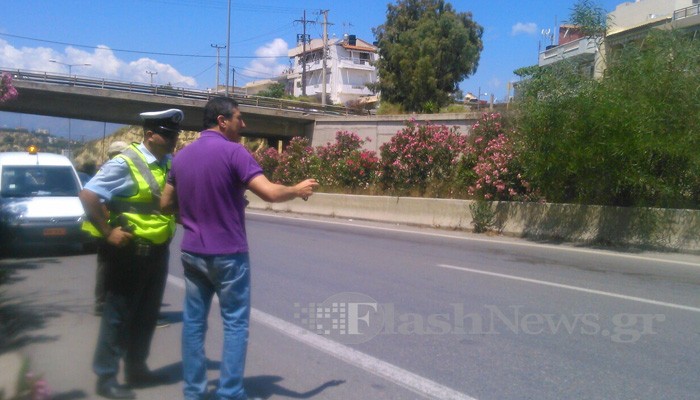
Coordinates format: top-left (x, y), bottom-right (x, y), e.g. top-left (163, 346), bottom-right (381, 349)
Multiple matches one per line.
top-left (203, 97), bottom-right (240, 129)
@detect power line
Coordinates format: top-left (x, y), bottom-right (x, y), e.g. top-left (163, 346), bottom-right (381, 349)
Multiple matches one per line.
top-left (139, 0), bottom-right (304, 14)
top-left (234, 22), bottom-right (296, 44)
top-left (0, 32), bottom-right (287, 59)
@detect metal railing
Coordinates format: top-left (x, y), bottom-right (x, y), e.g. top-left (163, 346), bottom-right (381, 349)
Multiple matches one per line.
top-left (1, 67), bottom-right (362, 116)
top-left (674, 4), bottom-right (700, 20)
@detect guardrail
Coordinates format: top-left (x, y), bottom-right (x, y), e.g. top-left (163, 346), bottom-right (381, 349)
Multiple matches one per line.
top-left (1, 67), bottom-right (361, 116)
top-left (248, 192), bottom-right (700, 253)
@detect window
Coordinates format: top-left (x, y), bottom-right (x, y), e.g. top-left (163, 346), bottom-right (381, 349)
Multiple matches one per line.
top-left (1, 166), bottom-right (79, 197)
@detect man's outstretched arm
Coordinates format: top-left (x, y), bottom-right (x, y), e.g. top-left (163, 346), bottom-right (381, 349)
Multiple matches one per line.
top-left (247, 174), bottom-right (318, 203)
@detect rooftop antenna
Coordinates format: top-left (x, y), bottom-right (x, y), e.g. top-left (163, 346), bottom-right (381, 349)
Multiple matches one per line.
top-left (541, 28), bottom-right (554, 46)
top-left (342, 21), bottom-right (354, 35)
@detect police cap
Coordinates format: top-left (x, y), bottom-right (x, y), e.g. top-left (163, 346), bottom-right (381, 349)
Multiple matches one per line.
top-left (140, 108), bottom-right (184, 134)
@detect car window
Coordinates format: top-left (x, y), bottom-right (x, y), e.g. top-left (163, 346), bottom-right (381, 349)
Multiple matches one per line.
top-left (1, 166), bottom-right (80, 197)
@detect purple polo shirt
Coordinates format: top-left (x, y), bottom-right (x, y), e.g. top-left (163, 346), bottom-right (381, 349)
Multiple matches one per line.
top-left (169, 130), bottom-right (263, 254)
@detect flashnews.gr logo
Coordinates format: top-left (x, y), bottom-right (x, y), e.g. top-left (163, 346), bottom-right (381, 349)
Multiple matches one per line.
top-left (294, 292), bottom-right (667, 344)
top-left (294, 292), bottom-right (384, 344)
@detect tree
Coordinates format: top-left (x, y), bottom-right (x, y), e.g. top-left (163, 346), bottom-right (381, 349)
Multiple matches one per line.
top-left (373, 0), bottom-right (483, 113)
top-left (568, 0), bottom-right (608, 39)
top-left (514, 29), bottom-right (700, 209)
top-left (256, 82), bottom-right (286, 98)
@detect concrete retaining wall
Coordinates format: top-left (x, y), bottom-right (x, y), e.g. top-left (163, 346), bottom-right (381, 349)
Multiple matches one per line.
top-left (311, 113), bottom-right (481, 152)
top-left (247, 192), bottom-right (700, 253)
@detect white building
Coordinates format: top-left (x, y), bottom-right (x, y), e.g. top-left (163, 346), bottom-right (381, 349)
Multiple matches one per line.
top-left (286, 34), bottom-right (378, 105)
top-left (538, 0), bottom-right (700, 77)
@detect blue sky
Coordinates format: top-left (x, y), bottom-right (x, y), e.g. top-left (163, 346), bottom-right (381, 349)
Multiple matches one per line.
top-left (0, 0), bottom-right (623, 139)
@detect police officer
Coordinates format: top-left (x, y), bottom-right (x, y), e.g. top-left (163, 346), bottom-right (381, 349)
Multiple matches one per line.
top-left (80, 109), bottom-right (182, 399)
top-left (85, 140), bottom-right (129, 316)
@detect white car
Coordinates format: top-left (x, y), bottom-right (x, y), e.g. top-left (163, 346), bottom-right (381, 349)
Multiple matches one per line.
top-left (0, 147), bottom-right (92, 253)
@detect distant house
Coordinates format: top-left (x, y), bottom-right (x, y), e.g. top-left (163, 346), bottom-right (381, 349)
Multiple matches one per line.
top-left (286, 34), bottom-right (379, 105)
top-left (242, 78), bottom-right (285, 96)
top-left (538, 0), bottom-right (700, 77)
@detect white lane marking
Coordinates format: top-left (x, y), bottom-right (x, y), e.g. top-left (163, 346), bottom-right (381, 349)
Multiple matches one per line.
top-left (246, 211), bottom-right (700, 268)
top-left (436, 264), bottom-right (700, 313)
top-left (168, 275), bottom-right (477, 400)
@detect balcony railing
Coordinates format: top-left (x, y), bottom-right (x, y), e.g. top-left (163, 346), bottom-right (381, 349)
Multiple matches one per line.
top-left (338, 58), bottom-right (374, 70)
top-left (340, 84), bottom-right (372, 95)
top-left (674, 4), bottom-right (700, 20)
top-left (538, 37), bottom-right (598, 66)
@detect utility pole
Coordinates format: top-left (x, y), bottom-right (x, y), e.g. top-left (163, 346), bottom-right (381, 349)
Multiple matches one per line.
top-left (231, 67), bottom-right (236, 93)
top-left (321, 9), bottom-right (330, 106)
top-left (295, 10), bottom-right (315, 97)
top-left (211, 44), bottom-right (226, 91)
top-left (225, 0), bottom-right (232, 96)
top-left (146, 70), bottom-right (158, 84)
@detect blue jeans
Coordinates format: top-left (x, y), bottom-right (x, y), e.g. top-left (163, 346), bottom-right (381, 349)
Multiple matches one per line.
top-left (181, 251), bottom-right (251, 400)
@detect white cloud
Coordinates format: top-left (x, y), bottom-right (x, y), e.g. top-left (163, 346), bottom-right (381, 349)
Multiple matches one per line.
top-left (0, 39), bottom-right (197, 87)
top-left (511, 22), bottom-right (538, 36)
top-left (242, 38), bottom-right (289, 83)
top-left (255, 38), bottom-right (288, 58)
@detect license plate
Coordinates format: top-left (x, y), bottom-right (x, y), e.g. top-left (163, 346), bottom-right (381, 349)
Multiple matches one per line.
top-left (43, 228), bottom-right (67, 236)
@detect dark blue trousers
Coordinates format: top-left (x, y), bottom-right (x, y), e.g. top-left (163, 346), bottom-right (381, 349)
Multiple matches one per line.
top-left (92, 241), bottom-right (169, 382)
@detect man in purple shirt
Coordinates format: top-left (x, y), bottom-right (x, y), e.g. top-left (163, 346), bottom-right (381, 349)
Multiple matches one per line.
top-left (161, 97), bottom-right (317, 400)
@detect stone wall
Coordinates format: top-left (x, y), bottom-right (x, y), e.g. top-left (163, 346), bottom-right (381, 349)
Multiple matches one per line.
top-left (311, 112), bottom-right (481, 151)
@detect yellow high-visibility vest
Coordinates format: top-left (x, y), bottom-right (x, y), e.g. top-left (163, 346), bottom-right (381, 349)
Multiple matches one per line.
top-left (108, 144), bottom-right (175, 244)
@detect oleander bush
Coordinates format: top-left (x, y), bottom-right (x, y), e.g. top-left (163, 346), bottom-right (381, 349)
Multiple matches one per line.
top-left (315, 131), bottom-right (379, 191)
top-left (378, 119), bottom-right (468, 197)
top-left (465, 113), bottom-right (535, 201)
top-left (258, 112), bottom-right (531, 202)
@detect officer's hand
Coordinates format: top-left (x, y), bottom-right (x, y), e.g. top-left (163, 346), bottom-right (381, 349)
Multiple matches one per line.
top-left (106, 227), bottom-right (134, 247)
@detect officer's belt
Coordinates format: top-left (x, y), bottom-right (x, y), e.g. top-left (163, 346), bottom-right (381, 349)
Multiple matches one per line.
top-left (129, 237), bottom-right (169, 256)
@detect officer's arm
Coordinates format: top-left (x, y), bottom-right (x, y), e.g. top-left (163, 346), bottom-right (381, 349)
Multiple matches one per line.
top-left (247, 174), bottom-right (318, 203)
top-left (160, 183), bottom-right (178, 214)
top-left (79, 189), bottom-right (133, 246)
top-left (79, 189), bottom-right (113, 238)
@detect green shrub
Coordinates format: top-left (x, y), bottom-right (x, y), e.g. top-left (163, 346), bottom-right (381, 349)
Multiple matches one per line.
top-left (515, 29), bottom-right (700, 209)
top-left (469, 200), bottom-right (495, 233)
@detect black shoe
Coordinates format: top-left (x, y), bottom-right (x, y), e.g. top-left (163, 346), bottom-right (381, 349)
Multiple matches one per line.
top-left (96, 380), bottom-right (136, 399)
top-left (156, 317), bottom-right (170, 328)
top-left (126, 369), bottom-right (169, 388)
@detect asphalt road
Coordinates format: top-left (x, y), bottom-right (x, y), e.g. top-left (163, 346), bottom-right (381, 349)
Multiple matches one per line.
top-left (2, 210), bottom-right (700, 400)
top-left (242, 212), bottom-right (700, 400)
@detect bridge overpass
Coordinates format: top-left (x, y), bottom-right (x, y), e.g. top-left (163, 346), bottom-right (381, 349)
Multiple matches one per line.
top-left (0, 68), bottom-right (358, 141)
